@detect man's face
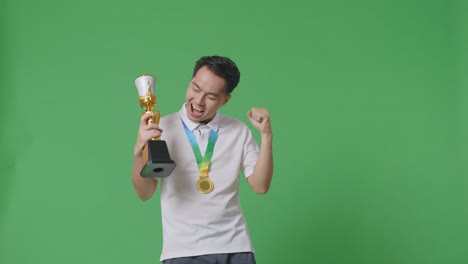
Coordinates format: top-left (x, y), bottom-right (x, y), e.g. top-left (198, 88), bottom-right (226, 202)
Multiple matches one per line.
top-left (185, 66), bottom-right (231, 123)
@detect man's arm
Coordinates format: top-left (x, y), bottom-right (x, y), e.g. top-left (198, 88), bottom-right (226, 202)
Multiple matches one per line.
top-left (246, 108), bottom-right (274, 194)
top-left (131, 112), bottom-right (162, 201)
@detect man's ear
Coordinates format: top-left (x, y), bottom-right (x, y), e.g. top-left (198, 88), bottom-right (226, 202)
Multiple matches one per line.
top-left (222, 94), bottom-right (231, 106)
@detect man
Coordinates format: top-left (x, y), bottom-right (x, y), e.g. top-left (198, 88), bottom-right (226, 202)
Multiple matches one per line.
top-left (132, 55), bottom-right (273, 264)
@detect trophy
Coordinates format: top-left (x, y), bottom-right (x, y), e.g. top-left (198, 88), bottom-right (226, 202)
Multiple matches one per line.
top-left (135, 74), bottom-right (176, 178)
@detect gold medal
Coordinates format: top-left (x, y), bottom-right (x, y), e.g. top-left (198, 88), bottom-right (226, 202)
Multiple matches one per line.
top-left (196, 177), bottom-right (214, 194)
top-left (181, 120), bottom-right (218, 195)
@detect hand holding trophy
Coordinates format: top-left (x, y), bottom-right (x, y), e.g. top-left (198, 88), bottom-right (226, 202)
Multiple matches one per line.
top-left (135, 74), bottom-right (176, 178)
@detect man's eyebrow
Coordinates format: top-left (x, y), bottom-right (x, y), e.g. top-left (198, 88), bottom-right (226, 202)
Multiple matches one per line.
top-left (207, 92), bottom-right (220, 97)
top-left (192, 81), bottom-right (201, 88)
top-left (192, 81), bottom-right (221, 97)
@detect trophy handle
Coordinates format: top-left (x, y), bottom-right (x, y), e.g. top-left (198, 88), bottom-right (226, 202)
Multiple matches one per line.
top-left (146, 111), bottom-right (160, 124)
top-left (145, 110), bottom-right (161, 141)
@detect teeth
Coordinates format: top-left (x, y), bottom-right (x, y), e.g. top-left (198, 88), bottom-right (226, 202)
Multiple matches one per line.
top-left (193, 104), bottom-right (203, 112)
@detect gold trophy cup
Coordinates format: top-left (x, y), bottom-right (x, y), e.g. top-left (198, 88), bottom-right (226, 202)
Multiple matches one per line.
top-left (135, 74), bottom-right (175, 178)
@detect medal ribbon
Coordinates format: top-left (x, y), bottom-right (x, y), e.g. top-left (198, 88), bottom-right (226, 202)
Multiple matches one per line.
top-left (181, 120), bottom-right (218, 178)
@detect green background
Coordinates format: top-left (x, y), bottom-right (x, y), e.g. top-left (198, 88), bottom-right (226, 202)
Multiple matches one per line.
top-left (1, 0), bottom-right (467, 263)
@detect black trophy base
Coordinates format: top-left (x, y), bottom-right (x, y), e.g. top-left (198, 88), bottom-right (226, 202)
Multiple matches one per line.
top-left (140, 140), bottom-right (176, 178)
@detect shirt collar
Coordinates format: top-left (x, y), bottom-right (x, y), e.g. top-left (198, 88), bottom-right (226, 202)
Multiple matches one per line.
top-left (179, 103), bottom-right (220, 132)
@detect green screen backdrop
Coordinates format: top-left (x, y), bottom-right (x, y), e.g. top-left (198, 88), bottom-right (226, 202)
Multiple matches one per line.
top-left (1, 0), bottom-right (467, 263)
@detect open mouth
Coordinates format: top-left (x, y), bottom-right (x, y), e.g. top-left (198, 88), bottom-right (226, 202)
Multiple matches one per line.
top-left (190, 103), bottom-right (204, 118)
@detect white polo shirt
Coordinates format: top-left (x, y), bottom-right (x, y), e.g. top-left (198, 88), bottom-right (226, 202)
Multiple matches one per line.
top-left (158, 104), bottom-right (259, 261)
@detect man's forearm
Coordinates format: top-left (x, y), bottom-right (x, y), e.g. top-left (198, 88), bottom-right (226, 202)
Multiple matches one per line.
top-left (248, 133), bottom-right (273, 194)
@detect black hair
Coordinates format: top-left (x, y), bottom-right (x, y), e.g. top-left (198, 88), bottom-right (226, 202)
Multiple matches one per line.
top-left (193, 55), bottom-right (240, 94)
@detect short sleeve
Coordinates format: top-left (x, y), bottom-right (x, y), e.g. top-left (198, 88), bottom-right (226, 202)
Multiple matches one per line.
top-left (241, 128), bottom-right (259, 178)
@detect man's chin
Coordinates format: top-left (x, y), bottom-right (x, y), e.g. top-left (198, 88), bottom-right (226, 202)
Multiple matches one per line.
top-left (187, 113), bottom-right (204, 123)
top-left (188, 116), bottom-right (200, 122)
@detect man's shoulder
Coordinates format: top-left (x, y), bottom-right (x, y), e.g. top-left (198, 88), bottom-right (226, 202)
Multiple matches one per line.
top-left (161, 111), bottom-right (179, 119)
top-left (219, 113), bottom-right (250, 131)
top-left (160, 112), bottom-right (180, 127)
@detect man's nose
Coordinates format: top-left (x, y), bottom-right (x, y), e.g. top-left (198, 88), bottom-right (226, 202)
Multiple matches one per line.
top-left (194, 93), bottom-right (205, 105)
